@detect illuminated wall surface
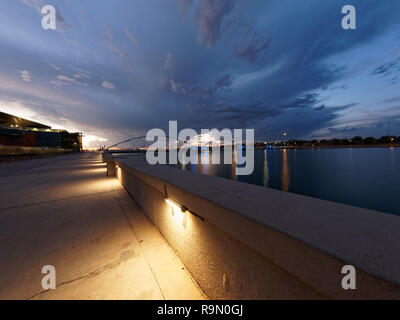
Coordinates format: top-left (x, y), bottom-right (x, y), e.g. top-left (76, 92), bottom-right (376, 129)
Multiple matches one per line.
top-left (105, 154), bottom-right (400, 299)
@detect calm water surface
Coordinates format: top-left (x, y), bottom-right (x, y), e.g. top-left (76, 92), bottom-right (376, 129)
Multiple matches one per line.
top-left (174, 148), bottom-right (400, 216)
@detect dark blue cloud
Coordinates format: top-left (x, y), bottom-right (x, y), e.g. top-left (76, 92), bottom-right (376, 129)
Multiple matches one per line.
top-left (214, 74), bottom-right (233, 91)
top-left (233, 25), bottom-right (269, 63)
top-left (1, 0), bottom-right (400, 147)
top-left (193, 0), bottom-right (237, 47)
top-left (371, 57), bottom-right (400, 85)
top-left (280, 93), bottom-right (320, 110)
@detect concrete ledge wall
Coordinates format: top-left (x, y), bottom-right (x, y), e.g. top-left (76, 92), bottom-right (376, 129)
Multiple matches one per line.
top-left (105, 154), bottom-right (400, 299)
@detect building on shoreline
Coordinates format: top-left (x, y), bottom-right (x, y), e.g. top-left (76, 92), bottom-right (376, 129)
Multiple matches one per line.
top-left (0, 112), bottom-right (82, 152)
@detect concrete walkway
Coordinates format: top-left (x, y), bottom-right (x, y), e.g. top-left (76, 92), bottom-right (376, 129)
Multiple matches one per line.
top-left (0, 152), bottom-right (205, 300)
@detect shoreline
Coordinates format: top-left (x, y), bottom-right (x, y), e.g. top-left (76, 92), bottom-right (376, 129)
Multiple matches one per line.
top-left (272, 144), bottom-right (400, 150)
top-left (107, 144), bottom-right (400, 153)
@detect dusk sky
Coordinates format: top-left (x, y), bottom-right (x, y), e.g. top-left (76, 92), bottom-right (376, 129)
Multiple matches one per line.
top-left (1, 0), bottom-right (400, 147)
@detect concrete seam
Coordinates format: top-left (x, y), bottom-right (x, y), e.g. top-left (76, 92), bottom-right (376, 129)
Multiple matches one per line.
top-left (25, 257), bottom-right (122, 300)
top-left (119, 175), bottom-right (208, 299)
top-left (0, 188), bottom-right (124, 212)
top-left (113, 191), bottom-right (166, 300)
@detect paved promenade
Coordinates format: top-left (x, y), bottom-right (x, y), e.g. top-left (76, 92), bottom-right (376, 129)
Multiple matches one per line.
top-left (0, 152), bottom-right (205, 300)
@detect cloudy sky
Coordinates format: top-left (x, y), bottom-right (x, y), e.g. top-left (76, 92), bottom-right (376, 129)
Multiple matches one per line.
top-left (0, 0), bottom-right (400, 147)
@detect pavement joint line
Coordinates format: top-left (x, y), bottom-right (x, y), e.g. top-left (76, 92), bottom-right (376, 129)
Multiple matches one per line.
top-left (26, 256), bottom-right (123, 300)
top-left (27, 185), bottom-right (169, 300)
top-left (160, 234), bottom-right (209, 300)
top-left (0, 156), bottom-right (83, 178)
top-left (1, 154), bottom-right (205, 299)
top-left (114, 186), bottom-right (208, 300)
top-left (0, 188), bottom-right (124, 212)
top-left (114, 192), bottom-right (167, 300)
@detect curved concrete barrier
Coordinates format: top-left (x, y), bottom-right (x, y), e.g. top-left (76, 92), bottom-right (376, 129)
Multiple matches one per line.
top-left (105, 153), bottom-right (400, 299)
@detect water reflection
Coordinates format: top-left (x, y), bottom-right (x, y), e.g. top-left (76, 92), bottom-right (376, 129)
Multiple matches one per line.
top-left (389, 147), bottom-right (395, 172)
top-left (191, 151), bottom-right (196, 172)
top-left (202, 151), bottom-right (209, 174)
top-left (169, 148), bottom-right (400, 215)
top-left (263, 150), bottom-right (269, 187)
top-left (231, 151), bottom-right (237, 180)
top-left (281, 149), bottom-right (290, 192)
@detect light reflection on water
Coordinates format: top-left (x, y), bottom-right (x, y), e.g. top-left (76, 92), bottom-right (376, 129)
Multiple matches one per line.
top-left (281, 149), bottom-right (289, 192)
top-left (173, 148), bottom-right (400, 216)
top-left (119, 148), bottom-right (400, 215)
top-left (263, 150), bottom-right (268, 187)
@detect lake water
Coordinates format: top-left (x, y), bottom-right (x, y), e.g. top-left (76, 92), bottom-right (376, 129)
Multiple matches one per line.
top-left (173, 147), bottom-right (400, 216)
